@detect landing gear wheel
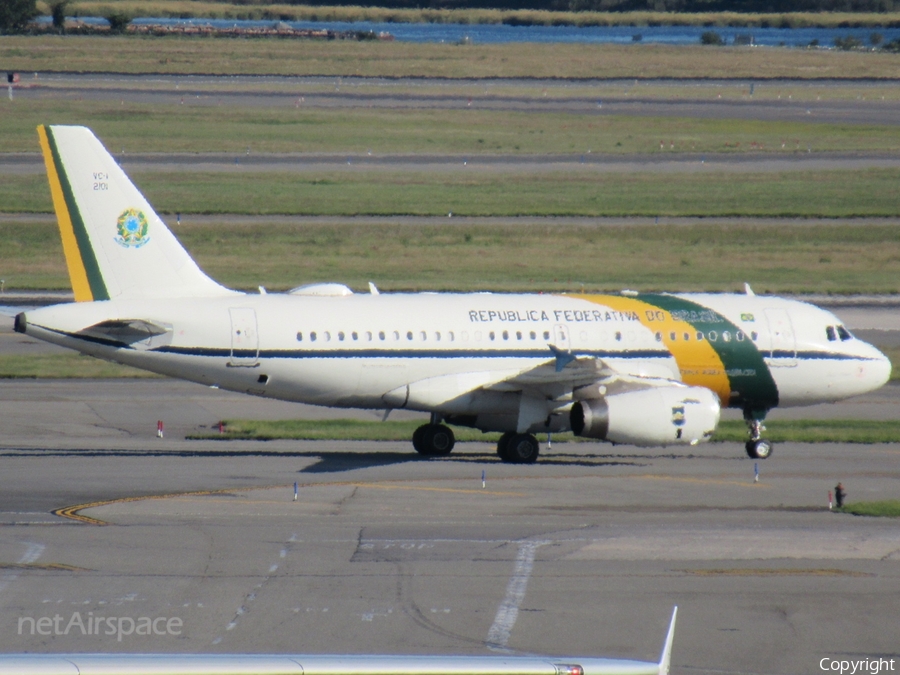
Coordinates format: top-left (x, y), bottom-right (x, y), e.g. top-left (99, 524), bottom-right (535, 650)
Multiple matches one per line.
top-left (412, 424), bottom-right (428, 454)
top-left (745, 439), bottom-right (773, 459)
top-left (496, 431), bottom-right (515, 458)
top-left (412, 424), bottom-right (455, 456)
top-left (499, 433), bottom-right (540, 464)
top-left (743, 409), bottom-right (772, 460)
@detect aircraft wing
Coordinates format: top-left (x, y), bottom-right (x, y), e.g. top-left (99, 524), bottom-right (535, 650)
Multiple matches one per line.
top-left (0, 608), bottom-right (676, 675)
top-left (384, 346), bottom-right (681, 434)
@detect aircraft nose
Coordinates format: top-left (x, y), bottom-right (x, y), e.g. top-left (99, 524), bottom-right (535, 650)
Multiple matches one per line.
top-left (860, 345), bottom-right (892, 393)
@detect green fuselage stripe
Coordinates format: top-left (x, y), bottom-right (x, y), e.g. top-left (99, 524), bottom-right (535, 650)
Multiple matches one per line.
top-left (637, 293), bottom-right (779, 411)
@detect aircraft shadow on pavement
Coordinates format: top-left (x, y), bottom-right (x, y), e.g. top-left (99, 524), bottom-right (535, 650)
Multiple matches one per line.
top-left (1, 447), bottom-right (652, 472)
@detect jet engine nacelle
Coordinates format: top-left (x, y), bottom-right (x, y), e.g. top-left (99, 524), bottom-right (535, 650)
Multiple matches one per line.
top-left (570, 385), bottom-right (720, 446)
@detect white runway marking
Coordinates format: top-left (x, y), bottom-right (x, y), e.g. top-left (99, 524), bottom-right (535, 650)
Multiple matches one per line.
top-left (211, 532), bottom-right (297, 645)
top-left (486, 540), bottom-right (548, 651)
top-left (19, 542), bottom-right (45, 564)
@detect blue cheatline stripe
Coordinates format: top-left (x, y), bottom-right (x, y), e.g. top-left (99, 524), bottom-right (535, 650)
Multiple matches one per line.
top-left (155, 347), bottom-right (674, 360)
top-left (49, 331), bottom-right (884, 365)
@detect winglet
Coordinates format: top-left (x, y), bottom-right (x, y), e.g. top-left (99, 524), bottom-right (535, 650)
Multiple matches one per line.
top-left (657, 606), bottom-right (677, 675)
top-left (744, 282), bottom-right (755, 296)
top-left (548, 344), bottom-right (575, 372)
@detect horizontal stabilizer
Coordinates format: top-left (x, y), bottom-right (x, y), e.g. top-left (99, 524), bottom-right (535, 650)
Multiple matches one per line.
top-left (76, 318), bottom-right (172, 347)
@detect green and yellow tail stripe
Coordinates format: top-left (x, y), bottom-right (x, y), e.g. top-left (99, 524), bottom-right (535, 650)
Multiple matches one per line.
top-left (37, 125), bottom-right (109, 302)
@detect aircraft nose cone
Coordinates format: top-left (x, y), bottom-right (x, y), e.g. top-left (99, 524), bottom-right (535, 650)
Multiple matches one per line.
top-left (869, 349), bottom-right (893, 390)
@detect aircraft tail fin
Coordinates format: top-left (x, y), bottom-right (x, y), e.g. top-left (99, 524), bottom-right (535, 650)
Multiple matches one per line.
top-left (37, 125), bottom-right (236, 302)
top-left (657, 606), bottom-right (677, 675)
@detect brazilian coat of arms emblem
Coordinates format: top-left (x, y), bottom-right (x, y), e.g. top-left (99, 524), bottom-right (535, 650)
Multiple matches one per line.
top-left (115, 208), bottom-right (150, 248)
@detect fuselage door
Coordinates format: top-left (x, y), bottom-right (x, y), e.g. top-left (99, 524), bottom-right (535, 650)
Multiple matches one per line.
top-left (553, 323), bottom-right (571, 352)
top-left (229, 307), bottom-right (259, 367)
top-left (764, 308), bottom-right (796, 367)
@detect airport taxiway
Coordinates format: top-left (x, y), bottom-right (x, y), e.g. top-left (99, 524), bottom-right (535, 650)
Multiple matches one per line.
top-left (1, 409), bottom-right (899, 674)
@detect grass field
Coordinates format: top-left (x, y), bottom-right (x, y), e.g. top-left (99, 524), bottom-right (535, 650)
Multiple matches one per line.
top-left (0, 353), bottom-right (159, 378)
top-left (189, 418), bottom-right (900, 443)
top-left (839, 500), bottom-right (900, 517)
top-left (4, 168), bottom-right (900, 218)
top-left (4, 36), bottom-right (900, 79)
top-left (4, 218), bottom-right (900, 294)
top-left (5, 100), bottom-right (900, 155)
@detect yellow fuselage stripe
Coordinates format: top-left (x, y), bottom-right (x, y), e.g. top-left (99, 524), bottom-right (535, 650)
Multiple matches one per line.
top-left (575, 294), bottom-right (732, 404)
top-left (37, 125), bottom-right (93, 302)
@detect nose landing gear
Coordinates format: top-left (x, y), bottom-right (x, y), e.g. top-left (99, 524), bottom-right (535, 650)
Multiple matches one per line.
top-left (744, 409), bottom-right (773, 459)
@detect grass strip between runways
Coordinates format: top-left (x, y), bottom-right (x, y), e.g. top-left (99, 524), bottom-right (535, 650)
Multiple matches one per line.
top-left (838, 500), bottom-right (900, 518)
top-left (6, 38), bottom-right (900, 80)
top-left (189, 418), bottom-right (900, 444)
top-left (6, 219), bottom-right (900, 295)
top-left (6, 170), bottom-right (900, 218)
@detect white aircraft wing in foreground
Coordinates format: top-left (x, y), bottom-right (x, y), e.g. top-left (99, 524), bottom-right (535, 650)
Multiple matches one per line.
top-left (18, 125), bottom-right (891, 461)
top-left (0, 609), bottom-right (677, 675)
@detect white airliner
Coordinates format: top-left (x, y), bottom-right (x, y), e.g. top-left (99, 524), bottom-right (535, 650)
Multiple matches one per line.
top-left (17, 125), bottom-right (891, 462)
top-left (0, 606), bottom-right (676, 675)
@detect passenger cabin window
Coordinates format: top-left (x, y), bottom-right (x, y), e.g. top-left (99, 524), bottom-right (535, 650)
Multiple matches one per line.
top-left (449, 331), bottom-right (455, 341)
top-left (696, 332), bottom-right (704, 341)
top-left (420, 331), bottom-right (427, 341)
top-left (352, 332), bottom-right (358, 341)
top-left (324, 331), bottom-right (331, 341)
top-left (379, 331), bottom-right (385, 341)
top-left (296, 332), bottom-right (303, 341)
top-left (655, 332), bottom-right (662, 342)
top-left (310, 331), bottom-right (317, 342)
top-left (543, 331), bottom-right (550, 340)
top-left (750, 331), bottom-right (758, 341)
top-left (489, 331), bottom-right (496, 341)
top-left (615, 331), bottom-right (622, 341)
top-left (826, 326), bottom-right (837, 341)
top-left (407, 331), bottom-right (413, 341)
top-left (338, 331), bottom-right (345, 341)
top-left (837, 325), bottom-right (852, 341)
top-left (502, 330), bottom-right (509, 340)
top-left (530, 331), bottom-right (536, 340)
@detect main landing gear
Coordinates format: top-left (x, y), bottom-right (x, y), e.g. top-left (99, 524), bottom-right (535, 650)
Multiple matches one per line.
top-left (496, 431), bottom-right (540, 464)
top-left (744, 409), bottom-right (773, 459)
top-left (412, 415), bottom-right (455, 457)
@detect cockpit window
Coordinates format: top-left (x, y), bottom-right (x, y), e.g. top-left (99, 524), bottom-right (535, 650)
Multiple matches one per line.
top-left (837, 325), bottom-right (852, 341)
top-left (826, 326), bottom-right (836, 342)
